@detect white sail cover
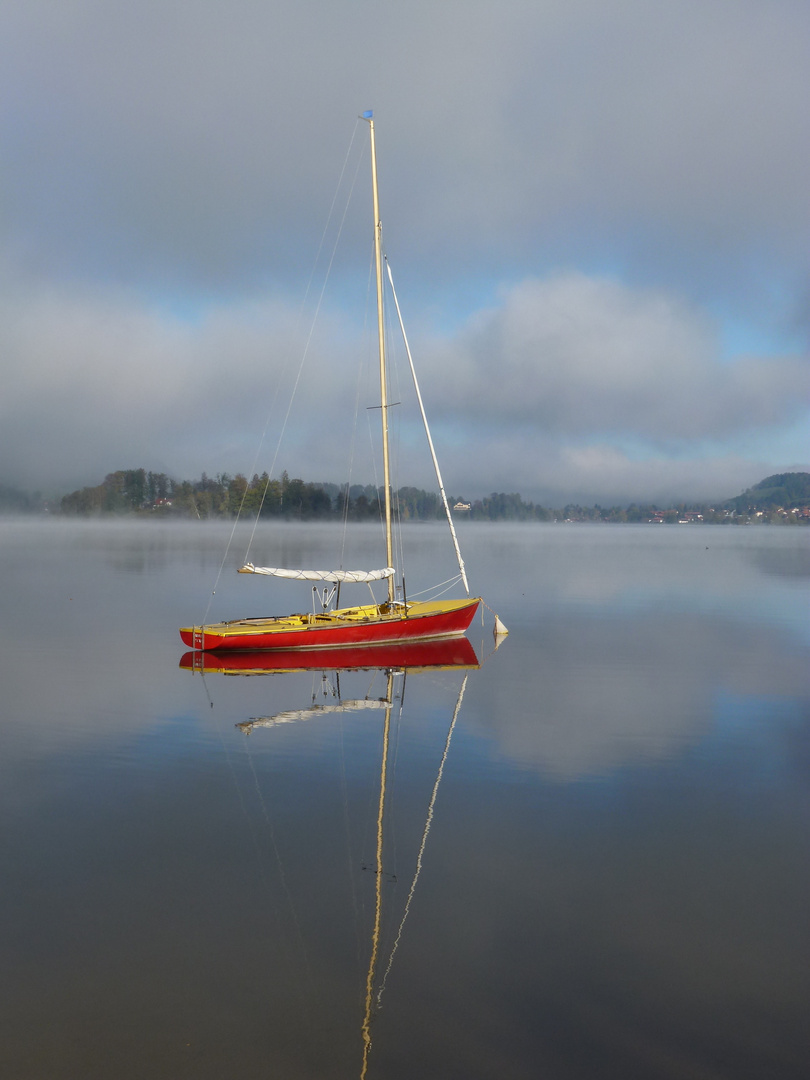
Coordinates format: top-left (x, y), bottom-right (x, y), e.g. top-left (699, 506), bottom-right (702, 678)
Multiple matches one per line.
top-left (238, 563), bottom-right (394, 583)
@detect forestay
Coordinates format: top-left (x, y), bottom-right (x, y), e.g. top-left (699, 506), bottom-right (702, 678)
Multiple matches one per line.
top-left (238, 563), bottom-right (395, 583)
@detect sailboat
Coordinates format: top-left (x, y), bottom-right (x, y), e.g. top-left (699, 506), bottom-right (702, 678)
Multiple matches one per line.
top-left (180, 113), bottom-right (482, 653)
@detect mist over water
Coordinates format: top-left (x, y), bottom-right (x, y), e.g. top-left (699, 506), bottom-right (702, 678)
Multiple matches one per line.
top-left (1, 519), bottom-right (808, 1078)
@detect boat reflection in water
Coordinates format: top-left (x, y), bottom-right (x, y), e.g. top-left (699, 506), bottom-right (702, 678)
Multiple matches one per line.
top-left (180, 636), bottom-right (480, 1077)
top-left (179, 635), bottom-right (479, 677)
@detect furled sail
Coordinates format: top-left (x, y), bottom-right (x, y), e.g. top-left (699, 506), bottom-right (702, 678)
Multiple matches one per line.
top-left (238, 563), bottom-right (395, 583)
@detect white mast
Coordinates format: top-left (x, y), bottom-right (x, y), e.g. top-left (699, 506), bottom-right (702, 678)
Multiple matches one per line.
top-left (365, 114), bottom-right (396, 606)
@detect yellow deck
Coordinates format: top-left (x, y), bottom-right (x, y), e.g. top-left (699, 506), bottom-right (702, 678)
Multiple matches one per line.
top-left (180, 598), bottom-right (477, 640)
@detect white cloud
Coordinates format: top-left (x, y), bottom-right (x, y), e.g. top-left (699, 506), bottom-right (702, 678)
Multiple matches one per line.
top-left (424, 273), bottom-right (809, 440)
top-left (0, 2), bottom-right (807, 502)
top-left (1, 265), bottom-right (806, 504)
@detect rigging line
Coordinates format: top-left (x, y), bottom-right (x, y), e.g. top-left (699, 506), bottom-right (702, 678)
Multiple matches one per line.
top-left (204, 693), bottom-right (309, 1019)
top-left (241, 739), bottom-right (316, 1020)
top-left (380, 683), bottom-right (405, 899)
top-left (302, 120), bottom-right (365, 328)
top-left (407, 573), bottom-right (464, 599)
top-left (386, 258), bottom-right (470, 595)
top-left (384, 266), bottom-right (408, 589)
top-left (337, 710), bottom-right (365, 982)
top-left (382, 290), bottom-right (404, 557)
top-left (200, 485), bottom-right (255, 625)
top-left (376, 673), bottom-right (469, 1007)
top-left (423, 575), bottom-right (465, 600)
top-left (247, 147), bottom-right (366, 554)
top-left (243, 123), bottom-right (368, 562)
top-left (340, 237), bottom-right (377, 569)
top-left (389, 341), bottom-right (407, 588)
top-left (364, 403), bottom-right (385, 540)
top-left (190, 662), bottom-right (315, 1023)
top-left (339, 351), bottom-right (365, 566)
top-left (362, 667), bottom-right (382, 701)
top-left (203, 124), bottom-right (366, 616)
top-left (385, 337), bottom-right (400, 570)
top-left (359, 237), bottom-right (387, 552)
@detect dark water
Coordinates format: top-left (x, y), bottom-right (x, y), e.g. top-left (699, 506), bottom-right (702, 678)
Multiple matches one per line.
top-left (1, 519), bottom-right (808, 1079)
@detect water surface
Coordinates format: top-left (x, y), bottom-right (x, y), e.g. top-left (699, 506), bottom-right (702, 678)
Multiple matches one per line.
top-left (1, 520), bottom-right (808, 1078)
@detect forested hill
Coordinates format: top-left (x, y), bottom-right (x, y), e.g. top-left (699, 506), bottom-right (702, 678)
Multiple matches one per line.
top-left (46, 468), bottom-right (810, 523)
top-left (726, 472), bottom-right (810, 513)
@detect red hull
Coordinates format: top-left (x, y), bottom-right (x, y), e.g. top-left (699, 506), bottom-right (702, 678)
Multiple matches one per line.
top-left (180, 635), bottom-right (479, 674)
top-left (179, 598), bottom-right (480, 652)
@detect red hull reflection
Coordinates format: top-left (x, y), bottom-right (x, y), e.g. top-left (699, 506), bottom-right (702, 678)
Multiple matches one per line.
top-left (180, 636), bottom-right (479, 675)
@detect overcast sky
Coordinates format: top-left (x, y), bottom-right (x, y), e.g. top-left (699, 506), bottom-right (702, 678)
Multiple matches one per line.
top-left (1, 0), bottom-right (808, 505)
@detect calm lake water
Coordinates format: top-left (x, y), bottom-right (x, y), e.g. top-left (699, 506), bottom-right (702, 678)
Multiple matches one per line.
top-left (1, 519), bottom-right (808, 1079)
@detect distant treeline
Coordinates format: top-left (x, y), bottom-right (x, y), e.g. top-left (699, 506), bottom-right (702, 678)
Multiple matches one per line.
top-left (3, 469), bottom-right (807, 523)
top-left (58, 469), bottom-right (451, 521)
top-left (49, 468), bottom-right (810, 524)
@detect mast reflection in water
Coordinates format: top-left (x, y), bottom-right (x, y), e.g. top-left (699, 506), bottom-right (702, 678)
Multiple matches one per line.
top-left (182, 636), bottom-right (480, 1077)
